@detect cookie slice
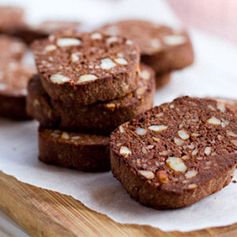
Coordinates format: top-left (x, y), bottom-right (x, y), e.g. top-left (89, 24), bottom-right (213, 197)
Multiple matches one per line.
top-left (0, 35), bottom-right (26, 61)
top-left (32, 31), bottom-right (140, 106)
top-left (155, 73), bottom-right (171, 89)
top-left (110, 96), bottom-right (237, 209)
top-left (0, 6), bottom-right (26, 34)
top-left (27, 65), bottom-right (154, 134)
top-left (99, 20), bottom-right (194, 74)
top-left (212, 97), bottom-right (237, 115)
top-left (39, 127), bottom-right (110, 172)
top-left (27, 74), bottom-right (59, 126)
top-left (14, 20), bottom-right (81, 45)
top-left (0, 61), bottom-right (34, 120)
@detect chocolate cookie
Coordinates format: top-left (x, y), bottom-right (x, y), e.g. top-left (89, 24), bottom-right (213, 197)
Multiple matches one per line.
top-left (110, 96), bottom-right (237, 209)
top-left (26, 74), bottom-right (59, 126)
top-left (32, 31), bottom-right (140, 106)
top-left (39, 127), bottom-right (110, 172)
top-left (0, 61), bottom-right (34, 120)
top-left (27, 65), bottom-right (155, 134)
top-left (155, 73), bottom-right (171, 89)
top-left (212, 97), bottom-right (237, 115)
top-left (0, 6), bottom-right (26, 34)
top-left (99, 20), bottom-right (194, 74)
top-left (0, 35), bottom-right (26, 61)
top-left (14, 20), bottom-right (81, 45)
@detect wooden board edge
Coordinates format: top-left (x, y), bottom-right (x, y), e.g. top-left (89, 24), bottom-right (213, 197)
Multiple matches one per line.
top-left (0, 171), bottom-right (237, 237)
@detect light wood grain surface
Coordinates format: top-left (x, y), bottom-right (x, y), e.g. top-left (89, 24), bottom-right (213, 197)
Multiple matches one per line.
top-left (0, 171), bottom-right (237, 237)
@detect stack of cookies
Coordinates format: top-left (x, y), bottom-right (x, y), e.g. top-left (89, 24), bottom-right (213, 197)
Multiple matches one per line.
top-left (99, 20), bottom-right (194, 88)
top-left (0, 6), bottom-right (82, 120)
top-left (27, 31), bottom-right (155, 172)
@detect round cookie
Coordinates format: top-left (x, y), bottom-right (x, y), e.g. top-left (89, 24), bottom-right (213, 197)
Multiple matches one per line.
top-left (0, 61), bottom-right (34, 120)
top-left (27, 65), bottom-right (155, 134)
top-left (99, 20), bottom-right (194, 74)
top-left (0, 35), bottom-right (26, 61)
top-left (0, 6), bottom-right (26, 34)
top-left (14, 20), bottom-right (81, 45)
top-left (155, 73), bottom-right (171, 89)
top-left (110, 96), bottom-right (237, 209)
top-left (39, 127), bottom-right (110, 172)
top-left (27, 74), bottom-right (59, 126)
top-left (32, 31), bottom-right (140, 106)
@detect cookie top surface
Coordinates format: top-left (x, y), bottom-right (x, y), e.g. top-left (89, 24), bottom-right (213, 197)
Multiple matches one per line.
top-left (0, 35), bottom-right (26, 60)
top-left (0, 61), bottom-right (35, 96)
top-left (111, 96), bottom-right (237, 192)
top-left (36, 20), bottom-right (81, 35)
top-left (32, 31), bottom-right (140, 86)
top-left (0, 6), bottom-right (26, 30)
top-left (41, 128), bottom-right (109, 145)
top-left (100, 20), bottom-right (190, 55)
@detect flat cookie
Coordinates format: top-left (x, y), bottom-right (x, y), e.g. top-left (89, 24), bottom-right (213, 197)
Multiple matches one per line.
top-left (0, 35), bottom-right (26, 61)
top-left (26, 74), bottom-right (59, 126)
top-left (155, 73), bottom-right (171, 89)
top-left (27, 65), bottom-right (155, 134)
top-left (39, 127), bottom-right (110, 172)
top-left (32, 31), bottom-right (140, 106)
top-left (0, 6), bottom-right (26, 34)
top-left (110, 96), bottom-right (237, 209)
top-left (99, 20), bottom-right (194, 74)
top-left (0, 61), bottom-right (34, 120)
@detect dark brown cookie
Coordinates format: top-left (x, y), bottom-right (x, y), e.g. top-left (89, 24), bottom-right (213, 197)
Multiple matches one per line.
top-left (26, 74), bottom-right (59, 126)
top-left (14, 20), bottom-right (81, 45)
top-left (0, 6), bottom-right (26, 34)
top-left (39, 127), bottom-right (110, 172)
top-left (110, 96), bottom-right (237, 209)
top-left (27, 65), bottom-right (155, 134)
top-left (155, 73), bottom-right (171, 89)
top-left (32, 31), bottom-right (140, 106)
top-left (0, 35), bottom-right (26, 61)
top-left (99, 20), bottom-right (194, 74)
top-left (0, 61), bottom-right (34, 120)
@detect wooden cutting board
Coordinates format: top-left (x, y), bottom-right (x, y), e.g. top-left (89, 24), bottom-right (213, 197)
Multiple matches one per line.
top-left (0, 171), bottom-right (237, 237)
